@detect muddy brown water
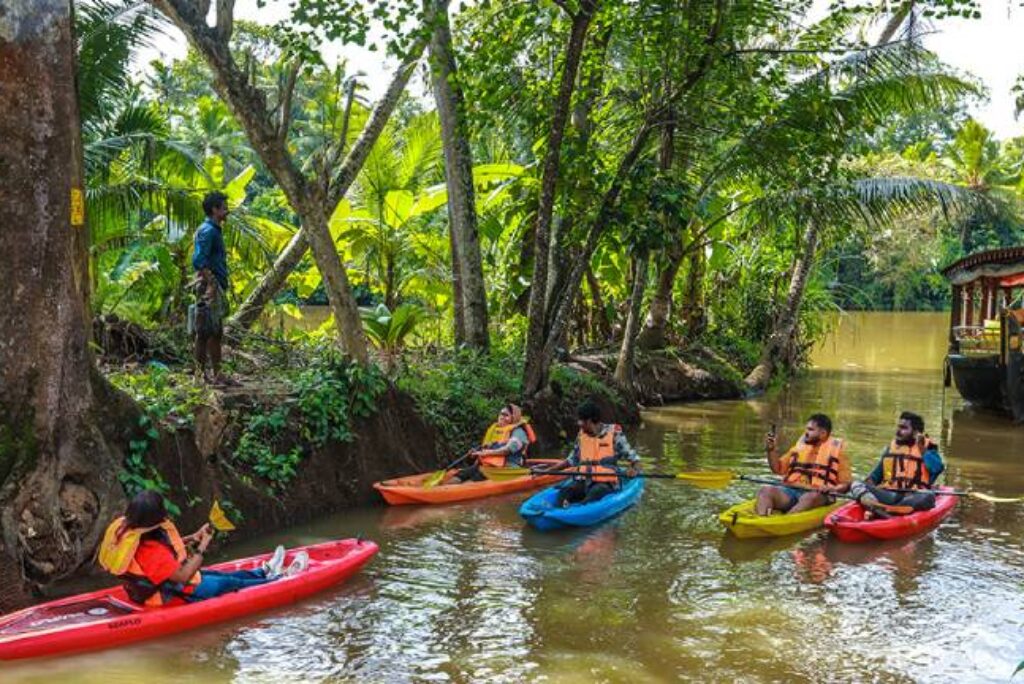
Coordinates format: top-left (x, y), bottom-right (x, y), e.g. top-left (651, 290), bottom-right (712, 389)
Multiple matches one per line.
top-left (7, 312), bottom-right (1024, 683)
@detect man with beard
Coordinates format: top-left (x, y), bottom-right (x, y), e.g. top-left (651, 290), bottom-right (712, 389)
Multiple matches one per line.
top-left (850, 411), bottom-right (944, 517)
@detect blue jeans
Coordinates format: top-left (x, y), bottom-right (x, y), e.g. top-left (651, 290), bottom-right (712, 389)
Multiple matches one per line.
top-left (189, 568), bottom-right (275, 601)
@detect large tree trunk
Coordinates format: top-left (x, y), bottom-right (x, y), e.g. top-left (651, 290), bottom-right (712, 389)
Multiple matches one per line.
top-left (744, 222), bottom-right (819, 391)
top-left (427, 0), bottom-right (489, 350)
top-left (522, 5), bottom-right (596, 395)
top-left (613, 253), bottom-right (649, 389)
top-left (0, 0), bottom-right (126, 609)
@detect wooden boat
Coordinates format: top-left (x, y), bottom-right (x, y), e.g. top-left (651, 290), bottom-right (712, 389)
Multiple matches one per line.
top-left (942, 246), bottom-right (1024, 422)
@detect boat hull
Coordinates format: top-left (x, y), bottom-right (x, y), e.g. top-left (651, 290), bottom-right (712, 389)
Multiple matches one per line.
top-left (519, 477), bottom-right (645, 531)
top-left (718, 499), bottom-right (842, 539)
top-left (0, 539), bottom-right (378, 661)
top-left (373, 459), bottom-right (561, 505)
top-left (824, 488), bottom-right (957, 543)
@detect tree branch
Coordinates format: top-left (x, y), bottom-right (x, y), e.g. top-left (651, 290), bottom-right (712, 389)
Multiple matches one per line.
top-left (278, 58), bottom-right (301, 143)
top-left (215, 0), bottom-right (234, 41)
top-left (327, 43), bottom-right (426, 208)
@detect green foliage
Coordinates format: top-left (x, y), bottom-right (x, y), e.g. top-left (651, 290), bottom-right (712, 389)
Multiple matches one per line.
top-left (230, 353), bottom-right (386, 490)
top-left (360, 303), bottom-right (428, 370)
top-left (119, 412), bottom-right (180, 517)
top-left (107, 363), bottom-right (209, 427)
top-left (397, 348), bottom-right (522, 452)
top-left (107, 364), bottom-right (211, 514)
top-left (85, 0), bottom-right (1023, 409)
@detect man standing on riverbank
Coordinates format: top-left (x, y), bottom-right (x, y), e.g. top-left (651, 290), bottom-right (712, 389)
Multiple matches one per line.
top-left (850, 411), bottom-right (944, 516)
top-left (757, 414), bottom-right (851, 515)
top-left (191, 191), bottom-right (235, 387)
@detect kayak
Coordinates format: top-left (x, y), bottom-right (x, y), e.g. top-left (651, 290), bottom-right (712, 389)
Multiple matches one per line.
top-left (718, 499), bottom-right (843, 539)
top-left (824, 487), bottom-right (957, 543)
top-left (0, 538), bottom-right (378, 661)
top-left (519, 476), bottom-right (644, 531)
top-left (374, 459), bottom-right (561, 505)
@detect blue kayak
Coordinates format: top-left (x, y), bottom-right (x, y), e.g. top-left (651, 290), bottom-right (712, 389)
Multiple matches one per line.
top-left (519, 477), bottom-right (645, 531)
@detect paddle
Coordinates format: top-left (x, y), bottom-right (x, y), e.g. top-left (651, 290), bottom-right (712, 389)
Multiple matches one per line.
top-left (736, 475), bottom-right (922, 517)
top-left (739, 475), bottom-right (857, 500)
top-left (872, 486), bottom-right (1024, 503)
top-left (743, 474), bottom-right (1024, 504)
top-left (208, 499), bottom-right (237, 532)
top-left (422, 450), bottom-right (473, 488)
top-left (484, 467), bottom-right (736, 488)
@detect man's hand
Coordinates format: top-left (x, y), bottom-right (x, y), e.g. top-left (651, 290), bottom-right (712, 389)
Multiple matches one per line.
top-left (196, 526), bottom-right (214, 553)
top-left (183, 523), bottom-right (211, 544)
top-left (625, 464), bottom-right (639, 477)
top-left (764, 431), bottom-right (777, 453)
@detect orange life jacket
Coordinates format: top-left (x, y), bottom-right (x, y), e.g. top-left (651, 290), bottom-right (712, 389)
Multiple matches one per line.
top-left (782, 437), bottom-right (845, 488)
top-left (99, 516), bottom-right (200, 607)
top-left (880, 438), bottom-right (936, 490)
top-left (479, 420), bottom-right (536, 467)
top-left (576, 424), bottom-right (622, 484)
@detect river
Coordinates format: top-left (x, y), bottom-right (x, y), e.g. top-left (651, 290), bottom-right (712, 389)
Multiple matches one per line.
top-left (7, 312), bottom-right (1024, 683)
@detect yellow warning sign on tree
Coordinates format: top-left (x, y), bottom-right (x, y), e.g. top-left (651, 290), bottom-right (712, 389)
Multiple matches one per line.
top-left (70, 188), bottom-right (85, 227)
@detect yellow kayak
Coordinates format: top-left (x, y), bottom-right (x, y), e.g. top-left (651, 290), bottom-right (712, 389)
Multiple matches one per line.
top-left (718, 499), bottom-right (843, 539)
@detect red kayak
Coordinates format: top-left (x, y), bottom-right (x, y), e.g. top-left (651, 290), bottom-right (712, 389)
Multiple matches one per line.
top-left (824, 487), bottom-right (957, 543)
top-left (0, 538), bottom-right (377, 661)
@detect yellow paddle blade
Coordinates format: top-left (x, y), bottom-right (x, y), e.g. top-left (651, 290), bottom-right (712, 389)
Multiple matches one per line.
top-left (480, 466), bottom-right (531, 482)
top-left (422, 469), bottom-right (448, 488)
top-left (675, 471), bottom-right (736, 489)
top-left (209, 499), bottom-right (236, 532)
top-left (969, 492), bottom-right (1024, 503)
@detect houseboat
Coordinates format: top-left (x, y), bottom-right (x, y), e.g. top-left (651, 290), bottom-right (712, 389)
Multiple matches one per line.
top-left (942, 246), bottom-right (1024, 422)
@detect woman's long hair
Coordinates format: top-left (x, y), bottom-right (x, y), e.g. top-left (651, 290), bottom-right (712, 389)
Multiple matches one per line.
top-left (124, 490), bottom-right (168, 530)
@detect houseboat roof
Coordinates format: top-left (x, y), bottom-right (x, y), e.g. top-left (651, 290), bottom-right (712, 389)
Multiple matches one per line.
top-left (941, 246), bottom-right (1024, 287)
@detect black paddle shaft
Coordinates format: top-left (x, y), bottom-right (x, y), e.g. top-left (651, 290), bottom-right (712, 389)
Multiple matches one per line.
top-left (739, 475), bottom-right (858, 501)
top-left (530, 470), bottom-right (665, 479)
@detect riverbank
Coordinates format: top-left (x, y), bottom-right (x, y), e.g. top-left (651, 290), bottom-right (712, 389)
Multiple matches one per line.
top-left (1, 336), bottom-right (744, 607)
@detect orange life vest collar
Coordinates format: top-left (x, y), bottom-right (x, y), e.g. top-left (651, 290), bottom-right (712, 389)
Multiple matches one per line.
top-left (783, 437), bottom-right (844, 488)
top-left (480, 419), bottom-right (536, 467)
top-left (880, 437), bottom-right (936, 490)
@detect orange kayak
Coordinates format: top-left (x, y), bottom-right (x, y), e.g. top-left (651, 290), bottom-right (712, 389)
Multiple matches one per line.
top-left (374, 459), bottom-right (562, 505)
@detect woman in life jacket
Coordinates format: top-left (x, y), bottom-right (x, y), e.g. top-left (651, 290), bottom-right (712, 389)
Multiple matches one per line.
top-left (99, 490), bottom-right (300, 607)
top-left (849, 411), bottom-right (945, 517)
top-left (538, 401), bottom-right (640, 507)
top-left (451, 403), bottom-right (536, 483)
top-left (756, 413), bottom-right (852, 516)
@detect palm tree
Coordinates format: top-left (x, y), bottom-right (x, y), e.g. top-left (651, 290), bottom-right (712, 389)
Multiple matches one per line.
top-left (939, 119), bottom-right (1023, 251)
top-left (77, 1), bottom-right (293, 325)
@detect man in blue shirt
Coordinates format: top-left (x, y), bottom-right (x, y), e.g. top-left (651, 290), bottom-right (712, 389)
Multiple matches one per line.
top-left (850, 411), bottom-right (945, 517)
top-left (191, 192), bottom-right (232, 386)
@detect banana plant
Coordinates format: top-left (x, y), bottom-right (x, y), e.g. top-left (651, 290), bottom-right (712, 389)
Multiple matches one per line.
top-left (359, 303), bottom-right (428, 373)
